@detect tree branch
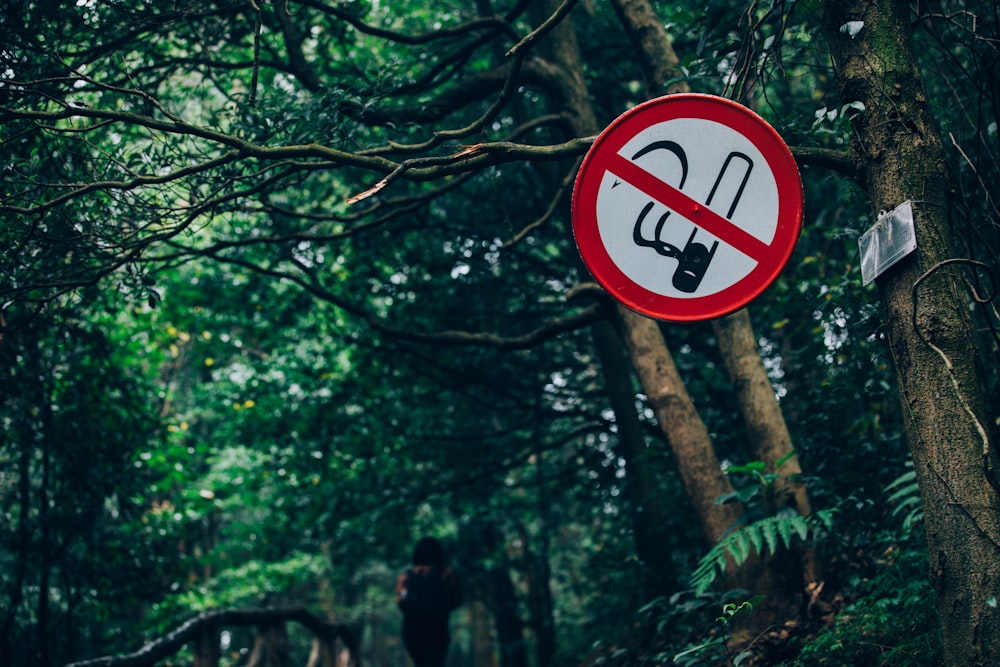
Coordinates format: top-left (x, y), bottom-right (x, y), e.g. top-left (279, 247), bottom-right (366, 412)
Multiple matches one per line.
top-left (179, 246), bottom-right (606, 351)
top-left (296, 0), bottom-right (518, 46)
top-left (790, 145), bottom-right (860, 180)
top-left (63, 607), bottom-right (358, 667)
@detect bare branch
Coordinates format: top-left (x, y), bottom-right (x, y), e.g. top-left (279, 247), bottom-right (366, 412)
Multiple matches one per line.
top-left (504, 158), bottom-right (581, 248)
top-left (191, 249), bottom-right (605, 351)
top-left (790, 145), bottom-right (859, 179)
top-left (296, 0), bottom-right (518, 45)
top-left (0, 151), bottom-right (243, 216)
top-left (63, 607), bottom-right (358, 667)
top-left (0, 103), bottom-right (397, 170)
top-left (506, 0), bottom-right (581, 58)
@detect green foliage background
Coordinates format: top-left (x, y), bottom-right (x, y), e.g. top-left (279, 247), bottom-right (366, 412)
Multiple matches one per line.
top-left (1, 1), bottom-right (996, 666)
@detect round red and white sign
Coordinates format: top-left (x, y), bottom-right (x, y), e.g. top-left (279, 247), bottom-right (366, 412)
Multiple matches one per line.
top-left (572, 93), bottom-right (803, 322)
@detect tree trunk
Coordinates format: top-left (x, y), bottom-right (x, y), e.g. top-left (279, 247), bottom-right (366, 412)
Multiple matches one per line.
top-left (0, 417), bottom-right (31, 667)
top-left (712, 310), bottom-right (812, 518)
top-left (591, 320), bottom-right (681, 593)
top-left (470, 599), bottom-right (498, 667)
top-left (306, 638), bottom-right (336, 667)
top-left (712, 309), bottom-right (820, 597)
top-left (463, 519), bottom-right (529, 667)
top-left (537, 0), bottom-right (741, 556)
top-left (246, 623), bottom-right (290, 667)
top-left (491, 560), bottom-right (529, 667)
top-left (36, 415), bottom-right (51, 667)
top-left (608, 0), bottom-right (813, 532)
top-left (607, 0), bottom-right (824, 644)
top-left (192, 623), bottom-right (220, 667)
top-left (528, 0), bottom-right (687, 596)
top-left (609, 0), bottom-right (689, 98)
top-left (616, 309), bottom-right (744, 545)
top-left (822, 1), bottom-right (1000, 664)
top-left (518, 522), bottom-right (557, 667)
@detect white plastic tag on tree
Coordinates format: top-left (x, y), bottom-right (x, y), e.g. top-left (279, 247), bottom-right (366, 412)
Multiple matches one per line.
top-left (859, 200), bottom-right (917, 285)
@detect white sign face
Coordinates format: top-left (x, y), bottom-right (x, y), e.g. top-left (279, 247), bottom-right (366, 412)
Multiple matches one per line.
top-left (596, 117), bottom-right (781, 299)
top-left (573, 94), bottom-right (803, 322)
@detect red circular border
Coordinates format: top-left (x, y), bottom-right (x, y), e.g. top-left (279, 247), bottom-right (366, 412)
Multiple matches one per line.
top-left (571, 94), bottom-right (803, 322)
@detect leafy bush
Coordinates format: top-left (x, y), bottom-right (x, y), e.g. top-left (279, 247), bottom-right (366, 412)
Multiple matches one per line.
top-left (791, 535), bottom-right (942, 666)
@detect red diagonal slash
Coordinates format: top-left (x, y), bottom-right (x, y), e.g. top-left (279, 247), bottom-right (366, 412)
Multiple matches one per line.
top-left (608, 152), bottom-right (773, 262)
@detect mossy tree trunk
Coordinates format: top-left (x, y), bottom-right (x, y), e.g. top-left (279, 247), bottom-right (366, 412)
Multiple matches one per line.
top-left (822, 1), bottom-right (1000, 664)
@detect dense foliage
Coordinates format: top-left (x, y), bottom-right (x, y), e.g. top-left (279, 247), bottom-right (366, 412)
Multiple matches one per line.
top-left (1, 1), bottom-right (997, 666)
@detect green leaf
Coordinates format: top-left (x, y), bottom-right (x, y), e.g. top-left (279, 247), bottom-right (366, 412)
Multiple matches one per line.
top-left (791, 516), bottom-right (809, 543)
top-left (747, 523), bottom-right (764, 557)
top-left (777, 516), bottom-right (794, 549)
top-left (731, 531), bottom-right (750, 566)
top-left (673, 638), bottom-right (725, 661)
top-left (775, 450), bottom-right (797, 468)
top-left (762, 520), bottom-right (779, 556)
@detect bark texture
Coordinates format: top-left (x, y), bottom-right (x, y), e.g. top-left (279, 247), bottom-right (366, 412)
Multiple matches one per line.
top-left (591, 319), bottom-right (684, 588)
top-left (712, 309), bottom-right (811, 519)
top-left (608, 0), bottom-right (688, 97)
top-left (610, 0), bottom-right (811, 516)
top-left (606, 0), bottom-right (836, 649)
top-left (537, 0), bottom-right (741, 553)
top-left (822, 1), bottom-right (1000, 664)
top-left (616, 309), bottom-right (745, 544)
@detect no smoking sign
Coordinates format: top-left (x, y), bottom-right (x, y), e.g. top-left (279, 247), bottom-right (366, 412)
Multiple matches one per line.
top-left (572, 94), bottom-right (803, 322)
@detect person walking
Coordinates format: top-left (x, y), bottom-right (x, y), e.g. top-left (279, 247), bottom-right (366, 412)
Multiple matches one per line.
top-left (396, 537), bottom-right (463, 667)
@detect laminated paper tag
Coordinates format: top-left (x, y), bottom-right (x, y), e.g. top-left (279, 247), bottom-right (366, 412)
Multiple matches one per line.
top-left (859, 200), bottom-right (917, 285)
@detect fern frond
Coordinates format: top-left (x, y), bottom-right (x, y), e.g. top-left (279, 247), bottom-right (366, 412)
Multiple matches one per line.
top-left (690, 511), bottom-right (834, 595)
top-left (761, 520), bottom-right (778, 555)
top-left (747, 523), bottom-right (764, 556)
top-left (885, 464), bottom-right (923, 530)
top-left (777, 514), bottom-right (794, 549)
top-left (791, 515), bottom-right (809, 542)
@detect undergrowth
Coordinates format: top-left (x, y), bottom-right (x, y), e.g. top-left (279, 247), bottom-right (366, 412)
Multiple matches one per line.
top-left (790, 532), bottom-right (942, 666)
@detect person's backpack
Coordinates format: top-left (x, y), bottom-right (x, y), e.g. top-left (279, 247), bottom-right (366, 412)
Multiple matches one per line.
top-left (400, 566), bottom-right (450, 616)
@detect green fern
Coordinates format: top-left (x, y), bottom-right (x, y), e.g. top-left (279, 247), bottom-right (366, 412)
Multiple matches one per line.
top-left (691, 509), bottom-right (835, 595)
top-left (885, 462), bottom-right (923, 533)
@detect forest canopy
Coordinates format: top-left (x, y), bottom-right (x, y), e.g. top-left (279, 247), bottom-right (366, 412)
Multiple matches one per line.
top-left (1, 1), bottom-right (998, 666)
